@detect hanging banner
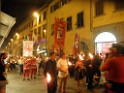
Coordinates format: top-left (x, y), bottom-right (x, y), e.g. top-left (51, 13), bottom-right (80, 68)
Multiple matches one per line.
top-left (54, 18), bottom-right (66, 53)
top-left (73, 33), bottom-right (80, 56)
top-left (23, 41), bottom-right (33, 57)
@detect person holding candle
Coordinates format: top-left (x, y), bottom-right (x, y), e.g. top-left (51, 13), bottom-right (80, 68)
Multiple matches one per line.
top-left (44, 52), bottom-right (58, 93)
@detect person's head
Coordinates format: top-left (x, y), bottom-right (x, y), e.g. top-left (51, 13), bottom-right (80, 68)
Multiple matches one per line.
top-left (109, 43), bottom-right (122, 55)
top-left (118, 42), bottom-right (124, 55)
top-left (60, 52), bottom-right (66, 59)
top-left (0, 52), bottom-right (8, 60)
top-left (49, 52), bottom-right (56, 60)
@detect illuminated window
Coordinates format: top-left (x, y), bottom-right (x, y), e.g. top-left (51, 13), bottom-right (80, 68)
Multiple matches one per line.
top-left (42, 24), bottom-right (47, 38)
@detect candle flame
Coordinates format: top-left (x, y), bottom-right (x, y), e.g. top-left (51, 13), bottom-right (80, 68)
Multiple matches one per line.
top-left (47, 73), bottom-right (51, 83)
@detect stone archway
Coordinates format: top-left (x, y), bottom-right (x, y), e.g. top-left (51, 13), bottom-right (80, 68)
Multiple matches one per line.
top-left (95, 32), bottom-right (116, 57)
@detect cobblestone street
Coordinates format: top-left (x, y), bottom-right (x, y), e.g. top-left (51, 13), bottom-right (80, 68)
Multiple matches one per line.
top-left (6, 69), bottom-right (105, 93)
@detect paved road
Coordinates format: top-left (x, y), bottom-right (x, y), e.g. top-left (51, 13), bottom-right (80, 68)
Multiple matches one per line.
top-left (6, 70), bottom-right (105, 93)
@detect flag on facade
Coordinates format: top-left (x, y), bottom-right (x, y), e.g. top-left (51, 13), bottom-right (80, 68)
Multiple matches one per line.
top-left (54, 18), bottom-right (66, 53)
top-left (73, 33), bottom-right (80, 56)
top-left (23, 41), bottom-right (33, 57)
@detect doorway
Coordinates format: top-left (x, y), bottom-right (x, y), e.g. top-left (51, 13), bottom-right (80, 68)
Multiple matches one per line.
top-left (95, 32), bottom-right (116, 58)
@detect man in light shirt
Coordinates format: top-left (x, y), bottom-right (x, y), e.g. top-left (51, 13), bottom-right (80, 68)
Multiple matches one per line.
top-left (36, 55), bottom-right (42, 76)
top-left (57, 53), bottom-right (68, 93)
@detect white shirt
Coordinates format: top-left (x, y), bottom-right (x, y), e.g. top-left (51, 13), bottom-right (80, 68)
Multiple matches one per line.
top-left (57, 58), bottom-right (68, 78)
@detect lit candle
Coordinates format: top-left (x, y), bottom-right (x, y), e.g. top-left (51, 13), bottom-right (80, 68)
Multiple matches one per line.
top-left (47, 73), bottom-right (51, 83)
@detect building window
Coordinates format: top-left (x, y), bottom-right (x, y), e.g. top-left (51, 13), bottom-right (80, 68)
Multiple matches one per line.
top-left (61, 0), bottom-right (67, 6)
top-left (43, 11), bottom-right (47, 20)
top-left (95, 0), bottom-right (104, 16)
top-left (50, 1), bottom-right (61, 13)
top-left (33, 19), bottom-right (37, 27)
top-left (43, 24), bottom-right (47, 38)
top-left (31, 20), bottom-right (33, 27)
top-left (77, 12), bottom-right (84, 28)
top-left (50, 6), bottom-right (54, 13)
top-left (67, 16), bottom-right (72, 31)
top-left (114, 0), bottom-right (124, 10)
top-left (39, 15), bottom-right (41, 23)
top-left (54, 1), bottom-right (60, 10)
top-left (38, 27), bottom-right (41, 35)
top-left (51, 24), bottom-right (54, 36)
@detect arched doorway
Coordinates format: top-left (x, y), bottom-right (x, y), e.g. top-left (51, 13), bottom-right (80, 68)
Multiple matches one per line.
top-left (95, 32), bottom-right (116, 58)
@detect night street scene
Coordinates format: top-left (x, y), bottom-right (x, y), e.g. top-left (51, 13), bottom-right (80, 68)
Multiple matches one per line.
top-left (0, 0), bottom-right (124, 93)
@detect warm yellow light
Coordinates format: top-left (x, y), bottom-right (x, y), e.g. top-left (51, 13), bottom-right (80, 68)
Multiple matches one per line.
top-left (89, 53), bottom-right (93, 59)
top-left (15, 33), bottom-right (20, 39)
top-left (79, 54), bottom-right (84, 60)
top-left (11, 39), bottom-right (13, 42)
top-left (16, 33), bottom-right (19, 36)
top-left (43, 29), bottom-right (46, 33)
top-left (33, 12), bottom-right (39, 18)
top-left (47, 73), bottom-right (51, 83)
top-left (68, 61), bottom-right (72, 66)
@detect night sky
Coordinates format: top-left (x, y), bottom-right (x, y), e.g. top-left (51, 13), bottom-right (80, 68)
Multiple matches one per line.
top-left (1, 0), bottom-right (50, 48)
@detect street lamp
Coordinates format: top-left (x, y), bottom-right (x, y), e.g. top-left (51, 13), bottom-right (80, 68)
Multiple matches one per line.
top-left (15, 33), bottom-right (20, 39)
top-left (43, 29), bottom-right (46, 38)
top-left (11, 38), bottom-right (13, 42)
top-left (33, 12), bottom-right (39, 25)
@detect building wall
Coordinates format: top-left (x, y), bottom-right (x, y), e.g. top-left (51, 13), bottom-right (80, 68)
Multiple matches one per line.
top-left (5, 0), bottom-right (94, 56)
top-left (93, 0), bottom-right (124, 27)
top-left (92, 0), bottom-right (124, 43)
top-left (47, 0), bottom-right (92, 55)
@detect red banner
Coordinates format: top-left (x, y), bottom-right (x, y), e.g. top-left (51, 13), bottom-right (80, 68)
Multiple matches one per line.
top-left (73, 33), bottom-right (80, 56)
top-left (54, 18), bottom-right (66, 53)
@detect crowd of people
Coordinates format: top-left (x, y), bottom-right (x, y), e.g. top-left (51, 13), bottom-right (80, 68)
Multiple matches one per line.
top-left (43, 51), bottom-right (103, 93)
top-left (44, 43), bottom-right (124, 93)
top-left (0, 42), bottom-right (124, 93)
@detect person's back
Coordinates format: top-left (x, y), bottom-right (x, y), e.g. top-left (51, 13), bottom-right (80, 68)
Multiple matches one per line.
top-left (108, 55), bottom-right (124, 83)
top-left (100, 43), bottom-right (124, 93)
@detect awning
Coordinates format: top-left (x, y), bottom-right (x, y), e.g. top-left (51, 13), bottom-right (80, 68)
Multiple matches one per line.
top-left (0, 11), bottom-right (16, 47)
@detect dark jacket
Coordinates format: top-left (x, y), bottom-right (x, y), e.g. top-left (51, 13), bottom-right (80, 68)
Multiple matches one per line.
top-left (0, 60), bottom-right (6, 80)
top-left (44, 59), bottom-right (57, 78)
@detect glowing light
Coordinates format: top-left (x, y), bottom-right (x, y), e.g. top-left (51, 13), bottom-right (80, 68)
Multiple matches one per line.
top-left (43, 30), bottom-right (46, 33)
top-left (95, 32), bottom-right (116, 43)
top-left (10, 39), bottom-right (13, 42)
top-left (68, 61), bottom-right (72, 66)
top-left (33, 12), bottom-right (39, 18)
top-left (47, 73), bottom-right (51, 83)
top-left (89, 53), bottom-right (93, 59)
top-left (79, 54), bottom-right (84, 60)
top-left (15, 33), bottom-right (20, 39)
